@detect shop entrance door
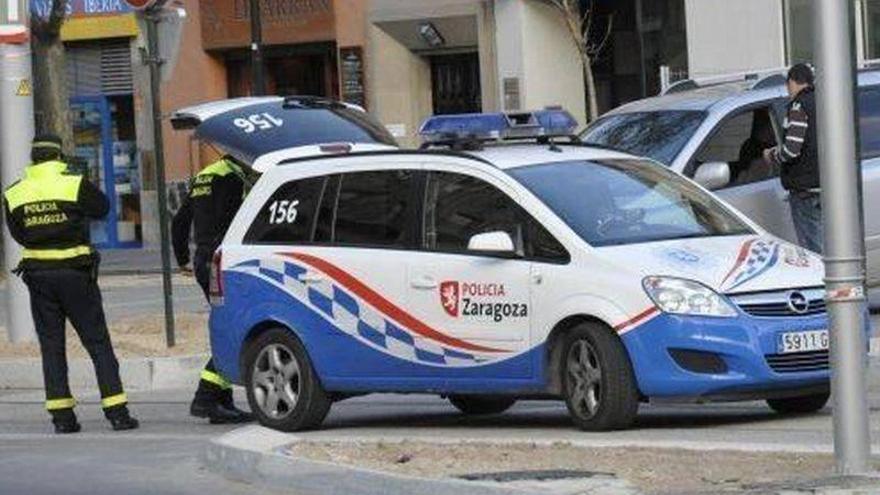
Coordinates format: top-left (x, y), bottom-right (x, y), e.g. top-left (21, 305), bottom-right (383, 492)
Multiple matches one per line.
top-left (71, 96), bottom-right (140, 249)
top-left (430, 52), bottom-right (482, 115)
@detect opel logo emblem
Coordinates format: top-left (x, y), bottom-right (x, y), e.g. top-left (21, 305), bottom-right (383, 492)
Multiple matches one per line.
top-left (787, 291), bottom-right (810, 314)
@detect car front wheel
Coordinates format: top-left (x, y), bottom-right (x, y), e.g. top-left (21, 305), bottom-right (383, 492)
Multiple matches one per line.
top-left (561, 322), bottom-right (639, 431)
top-left (243, 328), bottom-right (331, 432)
top-left (766, 392), bottom-right (830, 414)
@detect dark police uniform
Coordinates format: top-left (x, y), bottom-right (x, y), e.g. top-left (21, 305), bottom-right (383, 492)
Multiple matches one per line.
top-left (4, 158), bottom-right (136, 431)
top-left (172, 157), bottom-right (252, 422)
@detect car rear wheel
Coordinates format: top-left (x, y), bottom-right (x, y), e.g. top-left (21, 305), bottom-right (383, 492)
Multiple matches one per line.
top-left (448, 395), bottom-right (516, 415)
top-left (561, 322), bottom-right (639, 431)
top-left (766, 392), bottom-right (830, 414)
top-left (243, 328), bottom-right (331, 432)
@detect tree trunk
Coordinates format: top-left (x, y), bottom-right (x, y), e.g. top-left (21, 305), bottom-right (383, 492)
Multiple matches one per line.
top-left (581, 52), bottom-right (599, 123)
top-left (31, 35), bottom-right (73, 157)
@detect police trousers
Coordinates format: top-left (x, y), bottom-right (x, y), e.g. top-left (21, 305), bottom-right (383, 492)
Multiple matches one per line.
top-left (23, 268), bottom-right (129, 422)
top-left (192, 246), bottom-right (233, 406)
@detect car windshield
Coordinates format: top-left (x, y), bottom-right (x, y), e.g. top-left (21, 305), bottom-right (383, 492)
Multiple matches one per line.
top-left (509, 159), bottom-right (754, 247)
top-left (581, 111), bottom-right (705, 165)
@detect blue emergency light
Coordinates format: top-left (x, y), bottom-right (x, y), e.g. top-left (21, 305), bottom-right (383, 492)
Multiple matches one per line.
top-left (419, 108), bottom-right (578, 144)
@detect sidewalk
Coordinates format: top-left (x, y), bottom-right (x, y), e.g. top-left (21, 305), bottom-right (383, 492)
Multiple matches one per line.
top-left (99, 247), bottom-right (164, 275)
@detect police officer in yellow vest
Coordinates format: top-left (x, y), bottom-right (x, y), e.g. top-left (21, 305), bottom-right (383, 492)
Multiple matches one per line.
top-left (3, 135), bottom-right (139, 434)
top-left (172, 155), bottom-right (253, 424)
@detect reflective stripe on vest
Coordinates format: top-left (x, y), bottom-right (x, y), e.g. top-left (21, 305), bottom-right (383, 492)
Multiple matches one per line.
top-left (22, 245), bottom-right (93, 261)
top-left (4, 161), bottom-right (81, 211)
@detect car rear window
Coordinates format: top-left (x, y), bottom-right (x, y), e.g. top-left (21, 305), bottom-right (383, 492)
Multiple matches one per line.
top-left (244, 177), bottom-right (326, 244)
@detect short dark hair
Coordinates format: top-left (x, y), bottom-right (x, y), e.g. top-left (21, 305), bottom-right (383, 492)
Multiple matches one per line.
top-left (31, 134), bottom-right (63, 163)
top-left (787, 63), bottom-right (815, 86)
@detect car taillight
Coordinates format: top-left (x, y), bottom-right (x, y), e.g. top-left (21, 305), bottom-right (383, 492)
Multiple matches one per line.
top-left (209, 249), bottom-right (224, 306)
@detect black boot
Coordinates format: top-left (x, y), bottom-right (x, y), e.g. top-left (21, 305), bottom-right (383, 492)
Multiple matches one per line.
top-left (190, 400), bottom-right (254, 424)
top-left (105, 404), bottom-right (140, 431)
top-left (54, 421), bottom-right (82, 434)
top-left (109, 415), bottom-right (140, 431)
top-left (52, 410), bottom-right (81, 435)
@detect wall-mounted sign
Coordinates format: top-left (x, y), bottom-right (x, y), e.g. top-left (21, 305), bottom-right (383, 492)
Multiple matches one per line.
top-left (200, 0), bottom-right (335, 51)
top-left (340, 46), bottom-right (365, 109)
top-left (30, 0), bottom-right (133, 18)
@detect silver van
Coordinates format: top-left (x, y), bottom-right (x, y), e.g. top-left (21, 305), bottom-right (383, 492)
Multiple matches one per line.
top-left (582, 70), bottom-right (880, 286)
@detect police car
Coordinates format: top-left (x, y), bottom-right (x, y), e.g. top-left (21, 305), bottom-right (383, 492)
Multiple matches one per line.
top-left (208, 108), bottom-right (851, 432)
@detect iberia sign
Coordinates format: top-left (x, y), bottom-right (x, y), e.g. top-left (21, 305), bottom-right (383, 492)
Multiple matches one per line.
top-left (31, 0), bottom-right (134, 17)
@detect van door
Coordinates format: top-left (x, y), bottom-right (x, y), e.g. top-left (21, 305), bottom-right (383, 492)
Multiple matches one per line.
top-left (857, 86), bottom-right (880, 285)
top-left (690, 104), bottom-right (799, 243)
top-left (405, 171), bottom-right (535, 377)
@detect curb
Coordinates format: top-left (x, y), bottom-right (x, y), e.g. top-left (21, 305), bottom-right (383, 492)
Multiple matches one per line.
top-left (0, 354), bottom-right (208, 391)
top-left (204, 426), bottom-right (640, 495)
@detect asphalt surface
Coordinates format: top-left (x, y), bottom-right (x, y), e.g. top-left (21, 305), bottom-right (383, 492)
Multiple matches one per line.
top-left (3, 387), bottom-right (880, 494)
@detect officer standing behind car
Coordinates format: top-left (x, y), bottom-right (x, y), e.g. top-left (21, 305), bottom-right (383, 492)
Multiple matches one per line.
top-left (3, 136), bottom-right (139, 434)
top-left (763, 63), bottom-right (823, 253)
top-left (172, 155), bottom-right (254, 424)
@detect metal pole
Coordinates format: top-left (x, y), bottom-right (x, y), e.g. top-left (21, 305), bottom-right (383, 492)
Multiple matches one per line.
top-left (0, 35), bottom-right (36, 343)
top-left (634, 0), bottom-right (648, 98)
top-left (250, 0), bottom-right (266, 96)
top-left (813, 0), bottom-right (871, 475)
top-left (145, 9), bottom-right (176, 348)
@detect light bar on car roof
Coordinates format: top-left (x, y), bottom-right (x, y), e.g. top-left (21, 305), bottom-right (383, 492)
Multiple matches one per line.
top-left (419, 108), bottom-right (578, 143)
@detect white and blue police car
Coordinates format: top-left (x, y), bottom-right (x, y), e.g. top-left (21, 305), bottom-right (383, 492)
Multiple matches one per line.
top-left (207, 109), bottom-right (854, 432)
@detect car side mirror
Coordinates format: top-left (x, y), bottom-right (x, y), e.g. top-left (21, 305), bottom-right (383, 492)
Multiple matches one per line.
top-left (468, 231), bottom-right (517, 257)
top-left (694, 161), bottom-right (731, 190)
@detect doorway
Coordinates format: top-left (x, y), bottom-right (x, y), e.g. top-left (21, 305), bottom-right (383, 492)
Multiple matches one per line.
top-left (430, 52), bottom-right (482, 115)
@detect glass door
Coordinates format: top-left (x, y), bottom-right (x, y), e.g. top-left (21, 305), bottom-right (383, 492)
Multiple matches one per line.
top-left (71, 96), bottom-right (118, 248)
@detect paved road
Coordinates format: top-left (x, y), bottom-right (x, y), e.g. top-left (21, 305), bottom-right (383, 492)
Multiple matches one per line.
top-left (3, 387), bottom-right (880, 494)
top-left (0, 389), bottom-right (287, 495)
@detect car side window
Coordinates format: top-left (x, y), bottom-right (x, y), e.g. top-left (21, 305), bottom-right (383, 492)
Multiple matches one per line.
top-left (423, 171), bottom-right (569, 263)
top-left (333, 170), bottom-right (418, 248)
top-left (858, 85), bottom-right (880, 159)
top-left (692, 107), bottom-right (780, 188)
top-left (244, 176), bottom-right (326, 244)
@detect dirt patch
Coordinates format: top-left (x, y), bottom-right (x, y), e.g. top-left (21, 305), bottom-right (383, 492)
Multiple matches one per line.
top-left (287, 441), bottom-right (869, 494)
top-left (0, 312), bottom-right (209, 359)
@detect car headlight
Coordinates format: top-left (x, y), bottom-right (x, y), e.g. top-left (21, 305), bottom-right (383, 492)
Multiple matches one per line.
top-left (642, 276), bottom-right (737, 318)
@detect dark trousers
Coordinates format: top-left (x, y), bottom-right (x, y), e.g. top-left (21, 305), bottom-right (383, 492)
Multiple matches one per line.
top-left (24, 268), bottom-right (129, 423)
top-left (193, 246), bottom-right (232, 406)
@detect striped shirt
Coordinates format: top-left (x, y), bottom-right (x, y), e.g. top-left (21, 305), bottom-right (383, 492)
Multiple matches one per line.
top-left (770, 100), bottom-right (809, 166)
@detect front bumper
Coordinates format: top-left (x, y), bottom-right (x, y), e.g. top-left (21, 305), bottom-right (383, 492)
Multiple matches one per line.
top-left (621, 310), bottom-right (870, 399)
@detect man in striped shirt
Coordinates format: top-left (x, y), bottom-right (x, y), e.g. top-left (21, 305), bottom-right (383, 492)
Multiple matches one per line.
top-left (763, 64), bottom-right (822, 253)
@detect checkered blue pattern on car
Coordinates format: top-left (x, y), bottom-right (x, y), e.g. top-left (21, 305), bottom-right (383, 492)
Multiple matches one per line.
top-left (725, 239), bottom-right (781, 291)
top-left (229, 258), bottom-right (490, 367)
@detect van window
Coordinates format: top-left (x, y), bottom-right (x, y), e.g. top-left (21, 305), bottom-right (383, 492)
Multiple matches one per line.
top-left (244, 177), bottom-right (326, 244)
top-left (858, 86), bottom-right (880, 159)
top-left (693, 107), bottom-right (779, 188)
top-left (424, 172), bottom-right (569, 262)
top-left (333, 170), bottom-right (418, 248)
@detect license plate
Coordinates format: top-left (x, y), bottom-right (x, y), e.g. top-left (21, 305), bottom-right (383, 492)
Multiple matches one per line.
top-left (777, 329), bottom-right (829, 354)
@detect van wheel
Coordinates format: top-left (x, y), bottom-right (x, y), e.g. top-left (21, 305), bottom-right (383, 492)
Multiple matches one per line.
top-left (243, 328), bottom-right (331, 432)
top-left (767, 392), bottom-right (830, 414)
top-left (448, 395), bottom-right (516, 415)
top-left (561, 322), bottom-right (639, 431)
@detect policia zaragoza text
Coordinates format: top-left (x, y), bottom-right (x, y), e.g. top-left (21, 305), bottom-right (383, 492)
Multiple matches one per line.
top-left (3, 136), bottom-right (139, 434)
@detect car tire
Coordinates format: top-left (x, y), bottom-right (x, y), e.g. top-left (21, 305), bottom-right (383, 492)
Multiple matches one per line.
top-left (243, 327), bottom-right (331, 432)
top-left (448, 395), bottom-right (517, 415)
top-left (561, 322), bottom-right (639, 431)
top-left (766, 392), bottom-right (830, 415)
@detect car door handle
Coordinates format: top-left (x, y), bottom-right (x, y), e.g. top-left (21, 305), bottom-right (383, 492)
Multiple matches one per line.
top-left (411, 276), bottom-right (438, 290)
top-left (298, 271), bottom-right (324, 284)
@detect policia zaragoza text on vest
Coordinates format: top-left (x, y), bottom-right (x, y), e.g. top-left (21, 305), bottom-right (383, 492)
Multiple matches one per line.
top-left (172, 156), bottom-right (254, 424)
top-left (3, 136), bottom-right (139, 434)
